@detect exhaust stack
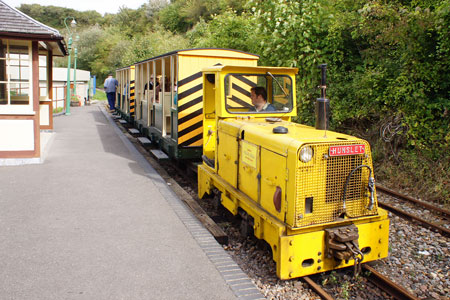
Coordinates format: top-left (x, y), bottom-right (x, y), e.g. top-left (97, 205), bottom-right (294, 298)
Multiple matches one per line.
top-left (315, 64), bottom-right (330, 130)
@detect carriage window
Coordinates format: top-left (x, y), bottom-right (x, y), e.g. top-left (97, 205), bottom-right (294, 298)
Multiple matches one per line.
top-left (224, 73), bottom-right (293, 114)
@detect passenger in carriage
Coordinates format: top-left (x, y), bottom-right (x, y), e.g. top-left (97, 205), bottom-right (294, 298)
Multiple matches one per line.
top-left (155, 76), bottom-right (171, 103)
top-left (144, 75), bottom-right (159, 91)
top-left (154, 76), bottom-right (162, 103)
top-left (173, 82), bottom-right (178, 105)
top-left (163, 76), bottom-right (171, 92)
top-left (250, 86), bottom-right (276, 112)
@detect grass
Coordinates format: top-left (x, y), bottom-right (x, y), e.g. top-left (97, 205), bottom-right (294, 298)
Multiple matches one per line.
top-left (93, 89), bottom-right (107, 101)
top-left (373, 143), bottom-right (450, 207)
top-left (53, 107), bottom-right (64, 113)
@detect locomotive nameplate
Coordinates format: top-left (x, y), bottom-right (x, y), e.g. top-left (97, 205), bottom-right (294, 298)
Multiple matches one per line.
top-left (241, 141), bottom-right (257, 169)
top-left (329, 144), bottom-right (365, 157)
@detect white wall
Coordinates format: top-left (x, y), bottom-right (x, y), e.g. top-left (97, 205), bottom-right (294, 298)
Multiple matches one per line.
top-left (0, 120), bottom-right (34, 151)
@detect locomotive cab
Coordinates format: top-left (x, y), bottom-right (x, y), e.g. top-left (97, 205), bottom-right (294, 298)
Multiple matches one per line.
top-left (198, 65), bottom-right (389, 279)
top-left (201, 66), bottom-right (298, 162)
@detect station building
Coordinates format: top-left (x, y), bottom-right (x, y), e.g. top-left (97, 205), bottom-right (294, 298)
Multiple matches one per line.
top-left (0, 0), bottom-right (67, 163)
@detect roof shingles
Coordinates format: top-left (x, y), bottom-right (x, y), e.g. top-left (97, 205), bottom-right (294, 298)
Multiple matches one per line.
top-left (0, 0), bottom-right (61, 37)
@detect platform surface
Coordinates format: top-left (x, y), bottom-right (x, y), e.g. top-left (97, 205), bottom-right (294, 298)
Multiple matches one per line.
top-left (0, 104), bottom-right (263, 300)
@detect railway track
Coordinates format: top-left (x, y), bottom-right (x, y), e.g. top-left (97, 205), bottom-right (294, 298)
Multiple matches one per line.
top-left (362, 264), bottom-right (420, 300)
top-left (302, 276), bottom-right (334, 300)
top-left (376, 185), bottom-right (450, 216)
top-left (376, 184), bottom-right (450, 237)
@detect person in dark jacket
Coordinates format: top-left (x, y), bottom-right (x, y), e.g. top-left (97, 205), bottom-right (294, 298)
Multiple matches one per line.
top-left (104, 73), bottom-right (119, 111)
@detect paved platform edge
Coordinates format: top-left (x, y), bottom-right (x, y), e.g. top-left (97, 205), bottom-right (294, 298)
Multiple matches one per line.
top-left (100, 106), bottom-right (265, 300)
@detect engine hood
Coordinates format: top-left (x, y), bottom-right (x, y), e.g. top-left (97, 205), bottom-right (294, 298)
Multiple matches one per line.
top-left (219, 118), bottom-right (363, 156)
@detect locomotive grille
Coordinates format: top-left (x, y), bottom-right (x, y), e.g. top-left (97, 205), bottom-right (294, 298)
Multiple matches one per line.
top-left (294, 141), bottom-right (378, 228)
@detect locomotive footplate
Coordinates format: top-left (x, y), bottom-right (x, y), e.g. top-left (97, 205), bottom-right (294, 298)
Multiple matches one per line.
top-left (325, 224), bottom-right (364, 276)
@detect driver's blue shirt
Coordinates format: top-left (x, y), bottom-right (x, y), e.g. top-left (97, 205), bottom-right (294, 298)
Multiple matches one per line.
top-left (263, 103), bottom-right (276, 111)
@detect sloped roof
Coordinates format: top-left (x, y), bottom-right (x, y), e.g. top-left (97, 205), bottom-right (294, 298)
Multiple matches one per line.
top-left (0, 0), bottom-right (67, 55)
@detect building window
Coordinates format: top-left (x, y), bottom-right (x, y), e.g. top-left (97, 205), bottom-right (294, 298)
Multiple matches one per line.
top-left (0, 39), bottom-right (33, 114)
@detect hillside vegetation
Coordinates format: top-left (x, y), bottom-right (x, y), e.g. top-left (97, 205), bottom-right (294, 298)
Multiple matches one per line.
top-left (20, 0), bottom-right (449, 204)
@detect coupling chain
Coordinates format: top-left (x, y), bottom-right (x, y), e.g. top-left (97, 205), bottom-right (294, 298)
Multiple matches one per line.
top-left (345, 240), bottom-right (364, 276)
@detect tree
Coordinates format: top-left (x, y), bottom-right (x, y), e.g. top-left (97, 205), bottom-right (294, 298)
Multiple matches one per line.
top-left (121, 26), bottom-right (189, 65)
top-left (187, 10), bottom-right (257, 53)
top-left (18, 4), bottom-right (102, 29)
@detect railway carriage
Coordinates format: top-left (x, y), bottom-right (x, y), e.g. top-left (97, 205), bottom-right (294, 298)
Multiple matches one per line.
top-left (116, 64), bottom-right (135, 122)
top-left (197, 65), bottom-right (389, 279)
top-left (118, 49), bottom-right (259, 159)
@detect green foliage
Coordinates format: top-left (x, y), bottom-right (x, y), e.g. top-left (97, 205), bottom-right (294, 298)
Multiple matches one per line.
top-left (121, 27), bottom-right (189, 65)
top-left (187, 10), bottom-right (257, 53)
top-left (87, 26), bottom-right (128, 81)
top-left (247, 0), bottom-right (449, 201)
top-left (75, 25), bottom-right (104, 72)
top-left (376, 148), bottom-right (450, 203)
top-left (322, 271), bottom-right (338, 285)
top-left (329, 1), bottom-right (449, 155)
top-left (93, 89), bottom-right (107, 101)
top-left (17, 4), bottom-right (102, 29)
top-left (159, 0), bottom-right (248, 33)
top-left (109, 6), bottom-right (153, 38)
top-left (158, 1), bottom-right (194, 33)
top-left (248, 0), bottom-right (332, 124)
top-left (340, 281), bottom-right (350, 300)
top-left (53, 107), bottom-right (64, 113)
top-left (144, 0), bottom-right (169, 18)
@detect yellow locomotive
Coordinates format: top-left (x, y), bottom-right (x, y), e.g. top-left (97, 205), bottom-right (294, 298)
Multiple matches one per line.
top-left (198, 65), bottom-right (389, 279)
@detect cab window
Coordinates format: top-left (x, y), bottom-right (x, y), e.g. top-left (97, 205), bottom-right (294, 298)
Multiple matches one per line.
top-left (224, 73), bottom-right (293, 114)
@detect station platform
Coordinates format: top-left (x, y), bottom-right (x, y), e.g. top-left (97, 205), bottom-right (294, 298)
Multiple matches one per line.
top-left (0, 104), bottom-right (264, 300)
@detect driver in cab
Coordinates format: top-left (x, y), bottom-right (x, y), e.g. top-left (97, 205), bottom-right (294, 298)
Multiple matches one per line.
top-left (250, 86), bottom-right (276, 112)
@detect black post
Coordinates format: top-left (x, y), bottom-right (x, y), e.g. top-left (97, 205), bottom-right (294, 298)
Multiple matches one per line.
top-left (315, 64), bottom-right (330, 130)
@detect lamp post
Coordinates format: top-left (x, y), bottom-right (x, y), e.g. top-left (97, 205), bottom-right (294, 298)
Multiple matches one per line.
top-left (72, 47), bottom-right (78, 99)
top-left (64, 17), bottom-right (76, 115)
top-left (72, 35), bottom-right (79, 101)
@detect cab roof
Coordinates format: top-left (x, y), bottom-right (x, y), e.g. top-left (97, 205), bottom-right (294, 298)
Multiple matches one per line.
top-left (202, 65), bottom-right (299, 74)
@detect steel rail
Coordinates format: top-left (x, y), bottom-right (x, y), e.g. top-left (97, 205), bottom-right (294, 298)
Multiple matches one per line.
top-left (376, 184), bottom-right (450, 217)
top-left (378, 201), bottom-right (450, 237)
top-left (362, 264), bottom-right (420, 300)
top-left (302, 276), bottom-right (335, 300)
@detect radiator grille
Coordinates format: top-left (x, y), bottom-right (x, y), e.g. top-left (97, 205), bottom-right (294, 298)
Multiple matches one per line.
top-left (294, 141), bottom-right (378, 227)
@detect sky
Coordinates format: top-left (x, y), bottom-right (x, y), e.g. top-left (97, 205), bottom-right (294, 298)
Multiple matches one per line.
top-left (3, 0), bottom-right (148, 15)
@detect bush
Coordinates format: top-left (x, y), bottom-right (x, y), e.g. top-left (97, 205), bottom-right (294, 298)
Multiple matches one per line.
top-left (249, 0), bottom-right (449, 203)
top-left (187, 10), bottom-right (257, 53)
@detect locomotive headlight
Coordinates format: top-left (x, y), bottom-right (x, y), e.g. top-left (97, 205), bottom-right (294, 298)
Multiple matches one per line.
top-left (299, 146), bottom-right (314, 163)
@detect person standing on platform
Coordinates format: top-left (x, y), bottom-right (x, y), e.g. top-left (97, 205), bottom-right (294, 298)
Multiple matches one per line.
top-left (104, 73), bottom-right (119, 112)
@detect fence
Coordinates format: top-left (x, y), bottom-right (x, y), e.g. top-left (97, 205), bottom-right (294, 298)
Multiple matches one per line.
top-left (40, 83), bottom-right (89, 114)
top-left (51, 85), bottom-right (66, 113)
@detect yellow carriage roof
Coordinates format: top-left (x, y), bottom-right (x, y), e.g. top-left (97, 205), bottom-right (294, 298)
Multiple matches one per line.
top-left (134, 48), bottom-right (260, 65)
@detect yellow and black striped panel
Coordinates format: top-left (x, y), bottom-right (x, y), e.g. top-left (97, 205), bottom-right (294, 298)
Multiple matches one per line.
top-left (177, 71), bottom-right (203, 147)
top-left (226, 75), bottom-right (256, 109)
top-left (130, 80), bottom-right (135, 117)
